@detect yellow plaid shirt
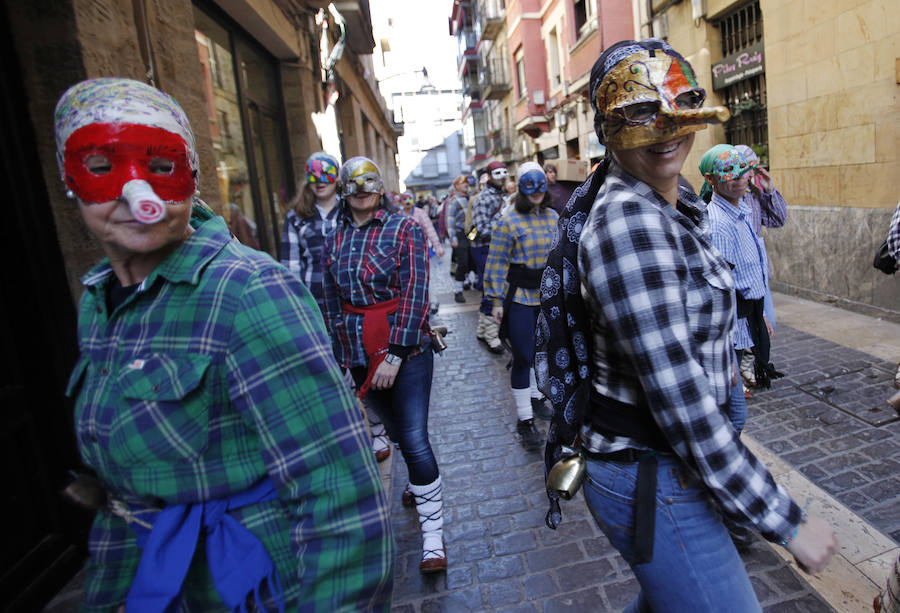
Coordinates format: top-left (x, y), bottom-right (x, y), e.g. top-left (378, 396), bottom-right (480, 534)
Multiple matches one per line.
top-left (484, 205), bottom-right (558, 306)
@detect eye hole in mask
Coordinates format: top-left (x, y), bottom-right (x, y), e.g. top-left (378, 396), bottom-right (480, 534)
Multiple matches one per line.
top-left (674, 89), bottom-right (705, 110)
top-left (85, 154), bottom-right (112, 175)
top-left (619, 89), bottom-right (707, 124)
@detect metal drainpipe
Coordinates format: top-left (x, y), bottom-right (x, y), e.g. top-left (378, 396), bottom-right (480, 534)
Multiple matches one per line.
top-left (132, 0), bottom-right (157, 87)
top-left (324, 4), bottom-right (347, 81)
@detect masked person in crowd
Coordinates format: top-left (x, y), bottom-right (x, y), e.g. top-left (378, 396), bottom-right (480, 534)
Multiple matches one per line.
top-left (536, 40), bottom-right (837, 612)
top-left (445, 174), bottom-right (474, 302)
top-left (734, 144), bottom-right (787, 388)
top-left (57, 78), bottom-right (394, 612)
top-left (469, 161), bottom-right (509, 354)
top-left (484, 162), bottom-right (557, 451)
top-left (280, 151), bottom-right (341, 315)
top-left (322, 157), bottom-right (446, 574)
top-left (399, 190), bottom-right (445, 257)
top-left (701, 145), bottom-right (782, 402)
top-left (543, 162), bottom-right (577, 215)
top-left (734, 144), bottom-right (787, 235)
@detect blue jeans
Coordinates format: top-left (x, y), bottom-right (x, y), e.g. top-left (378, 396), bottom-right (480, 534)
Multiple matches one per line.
top-left (352, 348), bottom-right (438, 485)
top-left (729, 351), bottom-right (748, 433)
top-left (507, 302), bottom-right (538, 389)
top-left (469, 244), bottom-right (492, 315)
top-left (583, 455), bottom-right (761, 613)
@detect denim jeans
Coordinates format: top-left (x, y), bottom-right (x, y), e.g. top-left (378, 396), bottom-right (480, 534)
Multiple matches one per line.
top-left (469, 244), bottom-right (492, 315)
top-left (352, 347), bottom-right (439, 485)
top-left (583, 454), bottom-right (761, 613)
top-left (506, 302), bottom-right (538, 389)
top-left (728, 351), bottom-right (748, 433)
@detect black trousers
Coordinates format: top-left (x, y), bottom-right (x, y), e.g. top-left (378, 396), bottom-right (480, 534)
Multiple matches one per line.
top-left (452, 231), bottom-right (471, 282)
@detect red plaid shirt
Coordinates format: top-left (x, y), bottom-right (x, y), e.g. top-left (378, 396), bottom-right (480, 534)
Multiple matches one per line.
top-left (322, 205), bottom-right (430, 368)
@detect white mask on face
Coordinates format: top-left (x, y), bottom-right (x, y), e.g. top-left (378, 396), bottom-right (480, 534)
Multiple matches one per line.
top-left (490, 168), bottom-right (508, 181)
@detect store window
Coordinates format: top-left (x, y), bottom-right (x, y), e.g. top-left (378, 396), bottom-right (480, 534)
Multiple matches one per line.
top-left (717, 1), bottom-right (768, 165)
top-left (193, 4), bottom-right (292, 258)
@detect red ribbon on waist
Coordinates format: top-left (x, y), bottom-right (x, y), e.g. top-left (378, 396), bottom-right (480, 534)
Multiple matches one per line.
top-left (343, 297), bottom-right (401, 398)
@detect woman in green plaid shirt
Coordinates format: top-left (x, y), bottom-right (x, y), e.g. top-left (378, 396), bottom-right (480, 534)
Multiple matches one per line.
top-left (57, 78), bottom-right (394, 612)
top-left (484, 162), bottom-right (558, 452)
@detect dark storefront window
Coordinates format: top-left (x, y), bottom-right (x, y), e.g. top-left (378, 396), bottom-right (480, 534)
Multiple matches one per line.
top-left (193, 4), bottom-right (292, 258)
top-left (717, 1), bottom-right (768, 165)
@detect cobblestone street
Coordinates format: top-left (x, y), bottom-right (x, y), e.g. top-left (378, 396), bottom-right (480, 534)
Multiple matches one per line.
top-left (383, 255), bottom-right (900, 612)
top-left (43, 255), bottom-right (899, 613)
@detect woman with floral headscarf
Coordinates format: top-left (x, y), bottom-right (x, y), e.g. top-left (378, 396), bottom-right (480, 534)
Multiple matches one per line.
top-left (57, 78), bottom-right (393, 611)
top-left (322, 157), bottom-right (446, 573)
top-left (536, 40), bottom-right (836, 611)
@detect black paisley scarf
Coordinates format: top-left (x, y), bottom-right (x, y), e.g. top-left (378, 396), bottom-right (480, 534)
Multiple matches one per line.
top-left (535, 157), bottom-right (610, 529)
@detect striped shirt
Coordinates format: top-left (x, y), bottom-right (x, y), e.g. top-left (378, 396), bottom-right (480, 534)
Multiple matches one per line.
top-left (484, 206), bottom-right (558, 306)
top-left (322, 205), bottom-right (430, 367)
top-left (708, 192), bottom-right (770, 350)
top-left (577, 162), bottom-right (802, 544)
top-left (67, 215), bottom-right (394, 611)
top-left (279, 203), bottom-right (341, 312)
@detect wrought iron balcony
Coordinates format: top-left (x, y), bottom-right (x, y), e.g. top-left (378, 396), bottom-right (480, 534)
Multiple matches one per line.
top-left (477, 0), bottom-right (505, 40)
top-left (481, 59), bottom-right (511, 100)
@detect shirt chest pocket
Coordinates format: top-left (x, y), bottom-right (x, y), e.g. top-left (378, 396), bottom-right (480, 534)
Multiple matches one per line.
top-left (109, 353), bottom-right (212, 466)
top-left (685, 250), bottom-right (734, 319)
top-left (361, 243), bottom-right (397, 285)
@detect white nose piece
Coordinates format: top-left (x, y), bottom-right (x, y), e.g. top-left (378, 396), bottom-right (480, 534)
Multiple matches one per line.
top-left (122, 179), bottom-right (166, 224)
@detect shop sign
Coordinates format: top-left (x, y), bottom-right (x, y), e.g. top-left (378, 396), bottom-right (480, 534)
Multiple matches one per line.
top-left (711, 41), bottom-right (765, 90)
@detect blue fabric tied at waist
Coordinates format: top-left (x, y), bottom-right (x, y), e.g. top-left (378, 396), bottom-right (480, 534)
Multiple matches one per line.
top-left (125, 478), bottom-right (285, 613)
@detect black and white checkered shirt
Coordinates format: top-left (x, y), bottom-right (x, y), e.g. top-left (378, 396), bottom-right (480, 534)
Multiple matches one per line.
top-left (577, 162), bottom-right (802, 542)
top-left (888, 199), bottom-right (900, 261)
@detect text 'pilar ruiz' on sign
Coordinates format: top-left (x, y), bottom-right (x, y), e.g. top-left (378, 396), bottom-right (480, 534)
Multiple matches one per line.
top-left (711, 41), bottom-right (766, 91)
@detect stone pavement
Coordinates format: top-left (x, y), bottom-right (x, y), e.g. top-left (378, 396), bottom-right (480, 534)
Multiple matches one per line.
top-left (382, 253), bottom-right (900, 612)
top-left (43, 254), bottom-right (899, 612)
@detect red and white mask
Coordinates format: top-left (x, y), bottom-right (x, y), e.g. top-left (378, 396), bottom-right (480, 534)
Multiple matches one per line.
top-left (55, 78), bottom-right (199, 224)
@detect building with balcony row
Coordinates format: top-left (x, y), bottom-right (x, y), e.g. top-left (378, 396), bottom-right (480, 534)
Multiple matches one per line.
top-left (450, 0), bottom-right (898, 321)
top-left (449, 0), bottom-right (634, 176)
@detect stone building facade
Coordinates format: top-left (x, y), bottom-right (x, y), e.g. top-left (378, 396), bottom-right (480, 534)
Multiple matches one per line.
top-left (7, 0), bottom-right (399, 299)
top-left (634, 0), bottom-right (899, 320)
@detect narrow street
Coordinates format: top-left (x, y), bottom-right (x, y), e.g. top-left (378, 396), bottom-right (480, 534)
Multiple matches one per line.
top-left (385, 254), bottom-right (900, 612)
top-left (42, 255), bottom-right (899, 612)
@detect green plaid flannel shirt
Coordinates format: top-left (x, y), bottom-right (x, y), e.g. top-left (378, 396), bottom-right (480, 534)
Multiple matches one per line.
top-left (66, 215), bottom-right (394, 612)
top-left (484, 206), bottom-right (559, 307)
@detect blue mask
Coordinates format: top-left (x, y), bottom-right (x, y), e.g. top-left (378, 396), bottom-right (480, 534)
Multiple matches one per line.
top-left (518, 170), bottom-right (547, 195)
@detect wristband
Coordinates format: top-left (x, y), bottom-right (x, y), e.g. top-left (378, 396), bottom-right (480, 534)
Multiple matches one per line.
top-left (779, 508), bottom-right (809, 548)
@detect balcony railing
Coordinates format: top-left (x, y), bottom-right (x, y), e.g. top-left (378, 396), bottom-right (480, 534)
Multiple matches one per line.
top-left (456, 28), bottom-right (477, 61)
top-left (477, 0), bottom-right (505, 40)
top-left (462, 71), bottom-right (481, 97)
top-left (481, 59), bottom-right (511, 100)
top-left (465, 135), bottom-right (492, 162)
